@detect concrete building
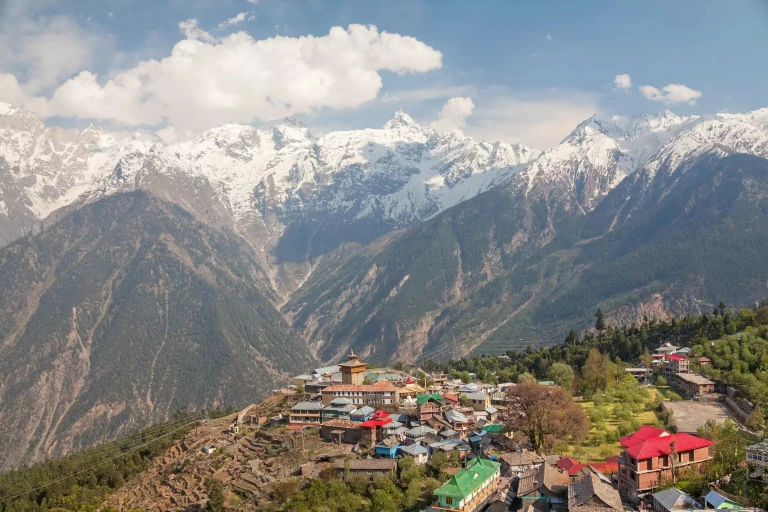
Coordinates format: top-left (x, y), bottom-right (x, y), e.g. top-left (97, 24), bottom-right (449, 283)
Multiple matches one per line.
top-left (399, 443), bottom-right (429, 465)
top-left (664, 354), bottom-right (690, 377)
top-left (498, 451), bottom-right (544, 477)
top-left (671, 372), bottom-right (715, 397)
top-left (320, 379), bottom-right (399, 406)
top-left (617, 426), bottom-right (714, 503)
top-left (746, 440), bottom-right (768, 483)
top-left (464, 393), bottom-right (490, 411)
top-left (320, 419), bottom-right (363, 444)
top-left (288, 402), bottom-right (323, 424)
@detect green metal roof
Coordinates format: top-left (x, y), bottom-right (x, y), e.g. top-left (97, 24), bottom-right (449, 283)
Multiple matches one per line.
top-left (481, 424), bottom-right (505, 433)
top-left (433, 457), bottom-right (501, 500)
top-left (416, 393), bottom-right (442, 405)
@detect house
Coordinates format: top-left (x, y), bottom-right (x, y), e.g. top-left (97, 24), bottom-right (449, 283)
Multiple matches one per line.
top-left (350, 405), bottom-right (375, 422)
top-left (417, 394), bottom-right (443, 422)
top-left (651, 488), bottom-right (701, 512)
top-left (664, 354), bottom-right (690, 377)
top-left (374, 436), bottom-right (401, 458)
top-left (312, 364), bottom-right (340, 380)
top-left (485, 406), bottom-right (499, 421)
top-left (676, 347), bottom-right (692, 355)
top-left (443, 393), bottom-right (459, 408)
top-left (201, 444), bottom-right (216, 455)
top-left (626, 367), bottom-right (651, 381)
top-left (432, 458), bottom-right (502, 512)
top-left (404, 426), bottom-right (436, 445)
top-left (445, 408), bottom-right (470, 435)
top-left (440, 428), bottom-right (460, 439)
top-left (671, 373), bottom-right (716, 397)
top-left (516, 462), bottom-right (570, 512)
top-left (320, 419), bottom-right (364, 444)
top-left (332, 458), bottom-right (397, 481)
top-left (655, 343), bottom-right (680, 358)
top-left (320, 379), bottom-right (399, 406)
top-left (464, 393), bottom-right (491, 411)
top-left (568, 473), bottom-right (623, 512)
top-left (746, 440), bottom-right (768, 483)
top-left (360, 410), bottom-right (393, 445)
top-left (459, 383), bottom-right (482, 394)
top-left (698, 357), bottom-right (711, 367)
top-left (498, 450), bottom-right (544, 477)
top-left (703, 490), bottom-right (743, 509)
top-left (382, 421), bottom-right (407, 439)
top-left (399, 443), bottom-right (429, 465)
top-left (473, 410), bottom-right (488, 423)
top-left (618, 427), bottom-right (714, 503)
top-left (429, 439), bottom-right (471, 459)
top-left (321, 397), bottom-right (357, 421)
top-left (292, 374), bottom-right (315, 386)
top-left (289, 402), bottom-right (323, 424)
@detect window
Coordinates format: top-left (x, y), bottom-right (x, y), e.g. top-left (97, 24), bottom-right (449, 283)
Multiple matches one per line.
top-left (445, 497), bottom-right (453, 505)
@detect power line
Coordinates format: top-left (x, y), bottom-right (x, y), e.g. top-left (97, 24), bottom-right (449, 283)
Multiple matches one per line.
top-left (0, 415), bottom-right (204, 504)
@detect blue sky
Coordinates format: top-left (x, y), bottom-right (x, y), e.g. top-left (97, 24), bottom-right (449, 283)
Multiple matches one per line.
top-left (1, 0), bottom-right (766, 148)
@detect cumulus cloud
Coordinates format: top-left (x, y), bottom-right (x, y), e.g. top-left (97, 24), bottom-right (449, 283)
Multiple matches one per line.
top-left (430, 97), bottom-right (475, 133)
top-left (639, 83), bottom-right (701, 105)
top-left (614, 73), bottom-right (631, 90)
top-left (0, 12), bottom-right (102, 97)
top-left (466, 92), bottom-right (600, 150)
top-left (218, 12), bottom-right (249, 29)
top-left (546, 34), bottom-right (552, 41)
top-left (12, 24), bottom-right (442, 133)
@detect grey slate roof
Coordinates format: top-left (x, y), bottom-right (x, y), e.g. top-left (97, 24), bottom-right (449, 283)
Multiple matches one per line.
top-left (400, 443), bottom-right (429, 455)
top-left (291, 401), bottom-right (322, 411)
top-left (652, 488), bottom-right (700, 512)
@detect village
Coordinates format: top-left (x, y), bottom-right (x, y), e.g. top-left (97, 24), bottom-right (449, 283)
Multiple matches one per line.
top-left (111, 345), bottom-right (768, 512)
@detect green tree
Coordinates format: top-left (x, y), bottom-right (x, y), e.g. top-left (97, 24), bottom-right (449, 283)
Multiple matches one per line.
top-left (517, 372), bottom-right (536, 384)
top-left (205, 477), bottom-right (226, 512)
top-left (548, 363), bottom-right (575, 391)
top-left (428, 451), bottom-right (449, 478)
top-left (595, 308), bottom-right (606, 331)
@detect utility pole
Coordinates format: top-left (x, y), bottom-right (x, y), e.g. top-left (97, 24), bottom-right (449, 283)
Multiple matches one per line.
top-left (670, 441), bottom-right (677, 485)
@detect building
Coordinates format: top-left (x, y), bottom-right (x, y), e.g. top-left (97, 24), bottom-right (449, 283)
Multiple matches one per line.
top-left (443, 393), bottom-right (460, 408)
top-left (404, 426), bottom-right (436, 445)
top-left (617, 426), bottom-right (714, 503)
top-left (399, 443), bottom-right (429, 465)
top-left (626, 367), bottom-right (651, 381)
top-left (339, 351), bottom-right (368, 385)
top-left (374, 436), bottom-right (400, 458)
top-left (651, 488), bottom-right (701, 512)
top-left (320, 419), bottom-right (363, 444)
top-left (289, 402), bottom-right (323, 424)
top-left (568, 473), bottom-right (623, 512)
top-left (382, 421), bottom-right (407, 439)
top-left (464, 393), bottom-right (491, 411)
top-left (445, 408), bottom-right (470, 435)
top-left (498, 451), bottom-right (544, 477)
top-left (332, 458), bottom-right (397, 481)
top-left (312, 364), bottom-right (340, 380)
top-left (516, 462), bottom-right (570, 512)
top-left (350, 405), bottom-right (375, 422)
top-left (432, 458), bottom-right (501, 512)
top-left (292, 374), bottom-right (315, 386)
top-left (655, 343), bottom-right (680, 358)
top-left (664, 354), bottom-right (690, 377)
top-left (418, 394), bottom-right (443, 422)
top-left (698, 357), bottom-right (711, 367)
top-left (703, 490), bottom-right (743, 509)
top-left (671, 373), bottom-right (715, 397)
top-left (746, 440), bottom-right (768, 483)
top-left (320, 379), bottom-right (399, 406)
top-left (321, 397), bottom-right (357, 421)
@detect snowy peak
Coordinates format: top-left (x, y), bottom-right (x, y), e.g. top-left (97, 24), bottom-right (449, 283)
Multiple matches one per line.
top-left (384, 109), bottom-right (421, 130)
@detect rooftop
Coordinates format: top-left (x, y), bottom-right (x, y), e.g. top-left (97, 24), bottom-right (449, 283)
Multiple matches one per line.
top-left (625, 432), bottom-right (714, 459)
top-left (651, 488), bottom-right (700, 511)
top-left (433, 458), bottom-right (501, 500)
top-left (399, 444), bottom-right (429, 455)
top-left (498, 451), bottom-right (544, 467)
top-left (464, 393), bottom-right (488, 400)
top-left (338, 351), bottom-right (368, 369)
top-left (322, 419), bottom-right (362, 429)
top-left (291, 401), bottom-right (323, 411)
top-left (568, 473), bottom-right (623, 512)
top-left (518, 462), bottom-right (569, 496)
top-left (313, 365), bottom-right (340, 375)
top-left (322, 380), bottom-right (397, 392)
top-left (619, 425), bottom-right (669, 448)
top-left (417, 393), bottom-right (443, 405)
top-left (675, 373), bottom-right (715, 385)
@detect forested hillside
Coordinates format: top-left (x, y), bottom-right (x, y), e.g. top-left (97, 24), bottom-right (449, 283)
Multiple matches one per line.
top-left (286, 151), bottom-right (768, 363)
top-left (0, 192), bottom-right (315, 471)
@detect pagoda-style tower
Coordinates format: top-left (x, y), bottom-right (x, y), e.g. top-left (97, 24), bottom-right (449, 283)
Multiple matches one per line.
top-left (339, 351), bottom-right (367, 385)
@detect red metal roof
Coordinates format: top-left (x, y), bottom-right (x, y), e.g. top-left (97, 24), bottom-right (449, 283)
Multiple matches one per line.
top-left (668, 354), bottom-right (686, 361)
top-left (619, 425), bottom-right (669, 448)
top-left (624, 432), bottom-right (714, 460)
top-left (556, 456), bottom-right (581, 472)
top-left (360, 417), bottom-right (392, 428)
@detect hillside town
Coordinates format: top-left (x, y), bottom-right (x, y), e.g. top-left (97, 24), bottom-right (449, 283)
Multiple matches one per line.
top-left (183, 344), bottom-right (768, 512)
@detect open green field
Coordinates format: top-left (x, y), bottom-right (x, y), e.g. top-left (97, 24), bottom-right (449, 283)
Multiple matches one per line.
top-left (561, 386), bottom-right (663, 462)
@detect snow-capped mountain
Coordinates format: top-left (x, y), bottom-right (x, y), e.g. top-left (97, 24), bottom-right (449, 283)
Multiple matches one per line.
top-left (0, 103), bottom-right (539, 263)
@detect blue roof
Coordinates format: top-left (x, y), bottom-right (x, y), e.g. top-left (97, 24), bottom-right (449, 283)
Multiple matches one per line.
top-left (485, 406), bottom-right (498, 414)
top-left (704, 490), bottom-right (737, 508)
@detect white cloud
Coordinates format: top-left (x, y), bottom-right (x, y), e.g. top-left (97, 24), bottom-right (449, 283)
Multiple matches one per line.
top-left (382, 85), bottom-right (475, 103)
top-left (178, 18), bottom-right (215, 43)
top-left (246, 0), bottom-right (258, 3)
top-left (107, 12), bottom-right (114, 19)
top-left (546, 34), bottom-right (552, 41)
top-left (613, 73), bottom-right (631, 90)
top-left (217, 12), bottom-right (249, 29)
top-left (430, 96), bottom-right (475, 133)
top-left (466, 92), bottom-right (600, 149)
top-left (0, 12), bottom-right (102, 97)
top-left (639, 83), bottom-right (701, 105)
top-left (17, 24), bottom-right (442, 133)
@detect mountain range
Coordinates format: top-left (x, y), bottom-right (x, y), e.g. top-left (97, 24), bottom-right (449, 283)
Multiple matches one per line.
top-left (1, 100), bottom-right (768, 468)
